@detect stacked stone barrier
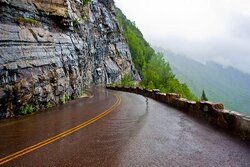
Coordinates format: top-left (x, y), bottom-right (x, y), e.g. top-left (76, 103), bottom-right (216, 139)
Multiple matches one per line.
top-left (107, 86), bottom-right (250, 141)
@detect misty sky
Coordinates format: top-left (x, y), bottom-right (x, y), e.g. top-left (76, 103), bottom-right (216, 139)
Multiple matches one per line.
top-left (115, 0), bottom-right (250, 74)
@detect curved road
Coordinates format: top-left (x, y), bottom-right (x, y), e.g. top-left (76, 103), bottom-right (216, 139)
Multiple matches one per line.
top-left (0, 87), bottom-right (249, 167)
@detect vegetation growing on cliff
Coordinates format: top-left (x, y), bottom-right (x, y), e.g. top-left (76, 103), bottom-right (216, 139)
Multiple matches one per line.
top-left (15, 17), bottom-right (41, 27)
top-left (115, 8), bottom-right (197, 100)
top-left (19, 104), bottom-right (35, 115)
top-left (59, 94), bottom-right (70, 104)
top-left (72, 18), bottom-right (80, 28)
top-left (81, 0), bottom-right (92, 6)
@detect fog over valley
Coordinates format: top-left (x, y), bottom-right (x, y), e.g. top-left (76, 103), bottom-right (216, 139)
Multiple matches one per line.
top-left (115, 0), bottom-right (250, 74)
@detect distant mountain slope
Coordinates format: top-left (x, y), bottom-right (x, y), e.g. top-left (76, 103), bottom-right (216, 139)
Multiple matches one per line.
top-left (157, 48), bottom-right (250, 115)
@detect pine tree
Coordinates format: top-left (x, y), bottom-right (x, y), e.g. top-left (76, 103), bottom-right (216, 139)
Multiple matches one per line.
top-left (201, 90), bottom-right (208, 101)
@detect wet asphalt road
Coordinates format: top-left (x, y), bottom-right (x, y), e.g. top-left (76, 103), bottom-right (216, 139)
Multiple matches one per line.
top-left (0, 87), bottom-right (249, 167)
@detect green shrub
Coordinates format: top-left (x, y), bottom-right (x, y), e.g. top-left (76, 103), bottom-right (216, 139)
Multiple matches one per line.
top-left (121, 74), bottom-right (134, 87)
top-left (72, 95), bottom-right (77, 100)
top-left (46, 102), bottom-right (53, 108)
top-left (147, 81), bottom-right (155, 90)
top-left (15, 17), bottom-right (41, 27)
top-left (109, 83), bottom-right (117, 87)
top-left (59, 96), bottom-right (65, 104)
top-left (19, 104), bottom-right (34, 115)
top-left (72, 18), bottom-right (80, 28)
top-left (81, 0), bottom-right (92, 6)
top-left (59, 94), bottom-right (70, 104)
top-left (80, 89), bottom-right (86, 96)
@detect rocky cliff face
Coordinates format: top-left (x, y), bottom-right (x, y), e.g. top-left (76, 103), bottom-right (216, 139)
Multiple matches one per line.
top-left (0, 0), bottom-right (139, 118)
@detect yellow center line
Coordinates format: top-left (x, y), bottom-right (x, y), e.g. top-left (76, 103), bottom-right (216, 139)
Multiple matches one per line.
top-left (0, 93), bottom-right (121, 165)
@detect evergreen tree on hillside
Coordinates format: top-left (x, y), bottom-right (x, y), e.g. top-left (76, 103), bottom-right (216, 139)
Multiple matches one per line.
top-left (201, 90), bottom-right (208, 101)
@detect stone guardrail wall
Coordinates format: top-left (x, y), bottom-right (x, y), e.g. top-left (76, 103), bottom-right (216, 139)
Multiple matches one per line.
top-left (107, 86), bottom-right (250, 141)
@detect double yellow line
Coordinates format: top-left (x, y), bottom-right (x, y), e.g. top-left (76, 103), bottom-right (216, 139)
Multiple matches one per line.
top-left (0, 94), bottom-right (121, 165)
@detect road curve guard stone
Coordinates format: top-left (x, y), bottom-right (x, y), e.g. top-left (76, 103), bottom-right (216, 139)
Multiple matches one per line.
top-left (106, 85), bottom-right (250, 141)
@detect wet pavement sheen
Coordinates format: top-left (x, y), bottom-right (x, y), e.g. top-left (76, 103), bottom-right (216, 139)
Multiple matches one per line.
top-left (0, 87), bottom-right (250, 167)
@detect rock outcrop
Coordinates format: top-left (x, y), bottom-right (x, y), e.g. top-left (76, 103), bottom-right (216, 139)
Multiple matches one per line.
top-left (0, 0), bottom-right (140, 118)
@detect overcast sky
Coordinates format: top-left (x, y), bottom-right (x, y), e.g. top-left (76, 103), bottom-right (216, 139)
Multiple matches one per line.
top-left (115, 0), bottom-right (250, 74)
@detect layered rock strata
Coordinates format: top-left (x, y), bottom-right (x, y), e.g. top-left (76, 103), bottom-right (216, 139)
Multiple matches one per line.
top-left (0, 0), bottom-right (139, 117)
